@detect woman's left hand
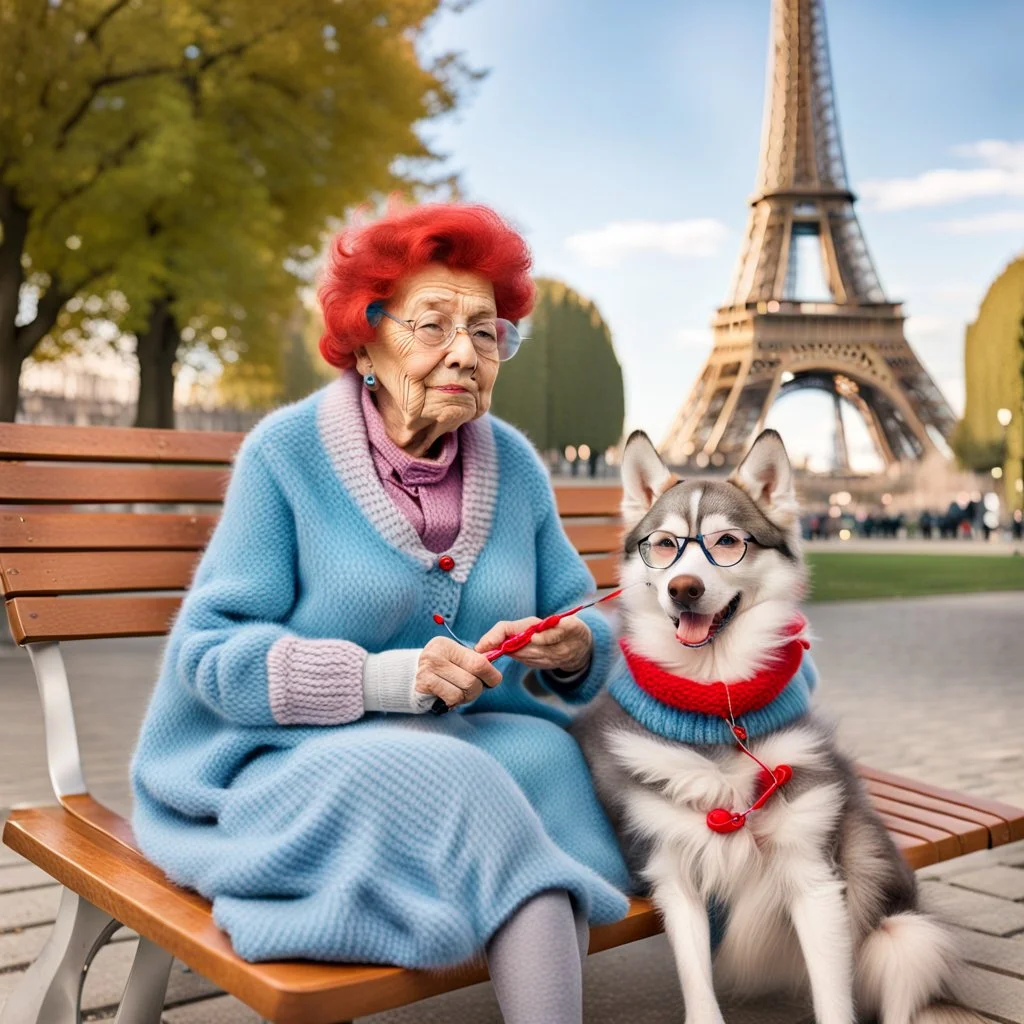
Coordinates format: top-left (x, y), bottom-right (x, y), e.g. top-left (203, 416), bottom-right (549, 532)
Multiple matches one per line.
top-left (475, 615), bottom-right (592, 674)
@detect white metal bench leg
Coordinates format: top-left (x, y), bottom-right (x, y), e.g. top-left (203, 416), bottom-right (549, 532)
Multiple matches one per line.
top-left (0, 888), bottom-right (118, 1024)
top-left (111, 938), bottom-right (172, 1024)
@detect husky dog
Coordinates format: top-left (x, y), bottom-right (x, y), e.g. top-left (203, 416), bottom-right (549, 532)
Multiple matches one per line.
top-left (570, 429), bottom-right (979, 1024)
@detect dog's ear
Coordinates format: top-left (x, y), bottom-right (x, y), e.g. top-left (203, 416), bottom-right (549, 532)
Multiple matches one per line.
top-left (730, 429), bottom-right (797, 520)
top-left (621, 431), bottom-right (677, 527)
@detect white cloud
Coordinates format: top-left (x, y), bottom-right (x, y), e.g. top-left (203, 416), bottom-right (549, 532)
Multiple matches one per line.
top-left (936, 209), bottom-right (1024, 235)
top-left (953, 140), bottom-right (1024, 170)
top-left (565, 218), bottom-right (728, 267)
top-left (861, 169), bottom-right (1024, 210)
top-left (859, 140), bottom-right (1024, 211)
top-left (904, 314), bottom-right (954, 341)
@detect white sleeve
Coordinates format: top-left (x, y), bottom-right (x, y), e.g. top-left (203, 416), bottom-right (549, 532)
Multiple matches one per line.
top-left (361, 648), bottom-right (435, 714)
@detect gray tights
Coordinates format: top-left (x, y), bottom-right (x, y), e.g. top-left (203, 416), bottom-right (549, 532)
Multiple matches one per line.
top-left (485, 889), bottom-right (589, 1024)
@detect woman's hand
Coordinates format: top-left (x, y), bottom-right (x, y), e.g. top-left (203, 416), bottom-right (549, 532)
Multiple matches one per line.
top-left (415, 637), bottom-right (502, 710)
top-left (475, 615), bottom-right (593, 674)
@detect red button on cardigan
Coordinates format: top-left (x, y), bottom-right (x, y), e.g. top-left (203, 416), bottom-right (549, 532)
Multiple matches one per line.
top-left (438, 555), bottom-right (455, 572)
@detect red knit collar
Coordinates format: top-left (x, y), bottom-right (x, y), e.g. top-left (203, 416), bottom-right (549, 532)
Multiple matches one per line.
top-left (620, 615), bottom-right (810, 717)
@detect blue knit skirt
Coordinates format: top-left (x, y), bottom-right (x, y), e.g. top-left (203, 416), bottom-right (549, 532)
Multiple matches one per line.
top-left (132, 711), bottom-right (631, 966)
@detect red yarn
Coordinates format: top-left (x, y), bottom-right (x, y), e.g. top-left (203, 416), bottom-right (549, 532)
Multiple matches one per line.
top-left (620, 615), bottom-right (810, 717)
top-left (317, 203), bottom-right (536, 370)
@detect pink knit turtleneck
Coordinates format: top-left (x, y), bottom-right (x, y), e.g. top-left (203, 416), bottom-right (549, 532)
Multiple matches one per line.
top-left (360, 385), bottom-right (463, 553)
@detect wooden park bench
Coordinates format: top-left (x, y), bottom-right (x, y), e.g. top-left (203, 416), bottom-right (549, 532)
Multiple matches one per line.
top-left (1, 421), bottom-right (1022, 1024)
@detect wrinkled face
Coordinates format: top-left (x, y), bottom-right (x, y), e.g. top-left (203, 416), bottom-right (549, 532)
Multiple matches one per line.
top-left (618, 430), bottom-right (807, 659)
top-left (354, 264), bottom-right (500, 446)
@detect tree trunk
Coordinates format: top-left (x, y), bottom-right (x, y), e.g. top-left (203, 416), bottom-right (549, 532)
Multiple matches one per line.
top-left (0, 186), bottom-right (30, 422)
top-left (0, 344), bottom-right (24, 422)
top-left (0, 186), bottom-right (74, 421)
top-left (135, 298), bottom-right (179, 428)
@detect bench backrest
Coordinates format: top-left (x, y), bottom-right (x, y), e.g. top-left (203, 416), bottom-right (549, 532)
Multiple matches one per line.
top-left (0, 422), bottom-right (621, 645)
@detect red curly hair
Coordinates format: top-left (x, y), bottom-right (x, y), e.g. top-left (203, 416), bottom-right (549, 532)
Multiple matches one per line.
top-left (318, 203), bottom-right (535, 370)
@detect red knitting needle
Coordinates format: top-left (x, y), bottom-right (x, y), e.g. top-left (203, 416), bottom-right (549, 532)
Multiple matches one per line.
top-left (429, 588), bottom-right (626, 714)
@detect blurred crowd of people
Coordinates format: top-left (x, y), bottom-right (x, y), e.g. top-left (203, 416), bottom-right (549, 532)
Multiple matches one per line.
top-left (801, 502), bottom-right (1024, 541)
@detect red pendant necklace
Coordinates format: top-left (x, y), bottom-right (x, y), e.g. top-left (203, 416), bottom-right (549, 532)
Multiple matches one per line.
top-left (705, 678), bottom-right (793, 834)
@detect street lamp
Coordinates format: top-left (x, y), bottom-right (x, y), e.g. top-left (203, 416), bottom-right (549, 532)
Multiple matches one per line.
top-left (997, 408), bottom-right (1012, 428)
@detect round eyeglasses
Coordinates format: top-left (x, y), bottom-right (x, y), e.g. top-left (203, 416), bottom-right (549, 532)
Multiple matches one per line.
top-left (369, 305), bottom-right (522, 362)
top-left (638, 529), bottom-right (754, 570)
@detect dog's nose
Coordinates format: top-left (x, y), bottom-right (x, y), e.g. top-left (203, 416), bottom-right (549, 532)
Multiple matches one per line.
top-left (668, 574), bottom-right (705, 605)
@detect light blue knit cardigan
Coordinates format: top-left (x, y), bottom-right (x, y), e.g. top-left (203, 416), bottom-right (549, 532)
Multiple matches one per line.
top-left (130, 371), bottom-right (631, 967)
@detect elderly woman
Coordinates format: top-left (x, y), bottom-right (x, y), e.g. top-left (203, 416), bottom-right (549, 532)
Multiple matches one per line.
top-left (130, 203), bottom-right (630, 1023)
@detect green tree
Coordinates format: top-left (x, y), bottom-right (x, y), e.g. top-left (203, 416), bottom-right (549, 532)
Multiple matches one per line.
top-left (491, 278), bottom-right (624, 472)
top-left (215, 300), bottom-right (333, 410)
top-left (957, 257), bottom-right (1024, 508)
top-left (1, 0), bottom-right (471, 424)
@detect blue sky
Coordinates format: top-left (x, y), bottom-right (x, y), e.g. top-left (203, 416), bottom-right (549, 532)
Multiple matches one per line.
top-left (421, 0), bottom-right (1024, 467)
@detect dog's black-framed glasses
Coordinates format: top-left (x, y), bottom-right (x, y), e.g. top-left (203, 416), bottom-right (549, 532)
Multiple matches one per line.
top-left (637, 529), bottom-right (755, 570)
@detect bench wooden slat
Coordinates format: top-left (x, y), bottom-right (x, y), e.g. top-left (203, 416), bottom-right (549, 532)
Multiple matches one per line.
top-left (864, 779), bottom-right (1007, 834)
top-left (555, 486), bottom-right (622, 517)
top-left (874, 812), bottom-right (961, 862)
top-left (0, 465), bottom-right (229, 505)
top-left (7, 595), bottom-right (182, 643)
top-left (868, 795), bottom-right (989, 856)
top-left (63, 794), bottom-right (141, 851)
top-left (1, 556), bottom-right (611, 634)
top-left (563, 522), bottom-right (621, 555)
top-left (885, 829), bottom-right (938, 867)
top-left (0, 512), bottom-right (218, 552)
top-left (0, 551), bottom-right (200, 597)
top-left (858, 765), bottom-right (1024, 844)
top-left (586, 554), bottom-right (619, 589)
top-left (0, 422), bottom-right (242, 464)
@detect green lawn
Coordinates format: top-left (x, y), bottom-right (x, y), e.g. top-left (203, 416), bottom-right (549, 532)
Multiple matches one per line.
top-left (806, 553), bottom-right (1024, 602)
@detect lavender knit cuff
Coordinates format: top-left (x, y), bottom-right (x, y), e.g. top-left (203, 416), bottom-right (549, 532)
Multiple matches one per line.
top-left (267, 637), bottom-right (367, 726)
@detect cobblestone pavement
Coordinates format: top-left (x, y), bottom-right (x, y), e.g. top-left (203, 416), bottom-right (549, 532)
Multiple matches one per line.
top-left (1, 592), bottom-right (1022, 1021)
top-left (807, 592), bottom-right (1024, 811)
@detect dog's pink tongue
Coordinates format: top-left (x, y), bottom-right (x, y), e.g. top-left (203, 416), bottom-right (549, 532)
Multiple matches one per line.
top-left (676, 613), bottom-right (715, 645)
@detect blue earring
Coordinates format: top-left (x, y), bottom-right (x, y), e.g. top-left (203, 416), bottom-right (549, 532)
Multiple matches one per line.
top-left (363, 372), bottom-right (378, 391)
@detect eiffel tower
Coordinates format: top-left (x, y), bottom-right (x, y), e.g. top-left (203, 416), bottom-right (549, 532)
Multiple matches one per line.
top-left (660, 0), bottom-right (956, 472)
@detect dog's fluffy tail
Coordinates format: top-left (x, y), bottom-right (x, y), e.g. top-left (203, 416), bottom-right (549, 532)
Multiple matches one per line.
top-left (856, 912), bottom-right (984, 1024)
